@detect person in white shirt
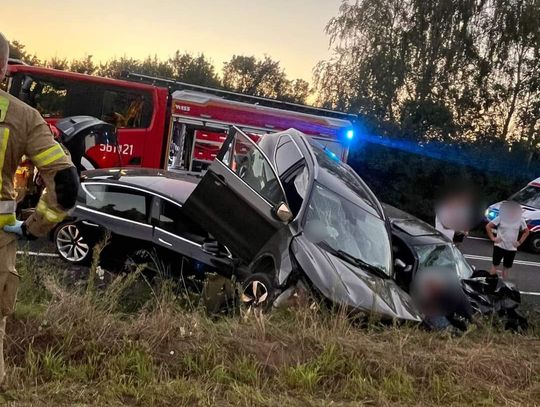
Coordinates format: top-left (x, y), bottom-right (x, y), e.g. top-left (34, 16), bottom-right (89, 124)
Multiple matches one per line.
top-left (435, 214), bottom-right (456, 241)
top-left (435, 193), bottom-right (471, 245)
top-left (486, 201), bottom-right (530, 279)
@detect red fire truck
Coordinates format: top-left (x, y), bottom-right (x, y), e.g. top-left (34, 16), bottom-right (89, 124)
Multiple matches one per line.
top-left (4, 63), bottom-right (356, 172)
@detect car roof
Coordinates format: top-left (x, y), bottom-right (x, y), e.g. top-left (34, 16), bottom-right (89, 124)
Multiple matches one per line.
top-left (81, 168), bottom-right (202, 204)
top-left (383, 204), bottom-right (451, 244)
top-left (269, 130), bottom-right (384, 218)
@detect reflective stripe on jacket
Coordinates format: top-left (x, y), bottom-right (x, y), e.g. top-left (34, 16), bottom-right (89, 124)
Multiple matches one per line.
top-left (0, 89), bottom-right (77, 244)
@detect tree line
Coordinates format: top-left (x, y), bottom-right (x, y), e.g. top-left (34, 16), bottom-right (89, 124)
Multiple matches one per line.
top-left (315, 0), bottom-right (539, 159)
top-left (8, 42), bottom-right (311, 104)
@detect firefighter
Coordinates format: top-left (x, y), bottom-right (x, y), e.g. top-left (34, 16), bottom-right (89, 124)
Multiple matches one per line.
top-left (0, 33), bottom-right (79, 385)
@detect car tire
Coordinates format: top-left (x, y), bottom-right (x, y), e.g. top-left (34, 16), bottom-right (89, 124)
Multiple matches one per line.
top-left (528, 233), bottom-right (540, 254)
top-left (240, 272), bottom-right (276, 312)
top-left (54, 222), bottom-right (93, 265)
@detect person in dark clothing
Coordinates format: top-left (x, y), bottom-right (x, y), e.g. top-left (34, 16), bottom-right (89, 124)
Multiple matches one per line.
top-left (412, 268), bottom-right (473, 331)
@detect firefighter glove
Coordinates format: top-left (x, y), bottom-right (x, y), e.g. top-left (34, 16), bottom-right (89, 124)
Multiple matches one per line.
top-left (3, 220), bottom-right (37, 240)
top-left (3, 220), bottom-right (23, 237)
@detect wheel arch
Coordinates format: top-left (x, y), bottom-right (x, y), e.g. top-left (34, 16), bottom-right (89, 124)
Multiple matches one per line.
top-left (250, 254), bottom-right (277, 279)
top-left (528, 231), bottom-right (540, 253)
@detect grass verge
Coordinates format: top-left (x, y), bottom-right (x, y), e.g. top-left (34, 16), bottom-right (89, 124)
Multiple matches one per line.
top-left (1, 254), bottom-right (539, 406)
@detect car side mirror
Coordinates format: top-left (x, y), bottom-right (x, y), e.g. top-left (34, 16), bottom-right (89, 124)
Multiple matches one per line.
top-left (274, 202), bottom-right (293, 223)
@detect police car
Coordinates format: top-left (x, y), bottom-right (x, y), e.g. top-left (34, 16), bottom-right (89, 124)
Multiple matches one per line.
top-left (485, 177), bottom-right (540, 253)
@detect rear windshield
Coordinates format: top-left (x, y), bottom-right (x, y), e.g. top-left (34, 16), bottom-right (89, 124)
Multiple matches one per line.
top-left (511, 185), bottom-right (540, 209)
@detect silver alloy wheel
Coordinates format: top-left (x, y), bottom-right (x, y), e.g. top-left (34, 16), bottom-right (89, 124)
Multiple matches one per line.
top-left (56, 224), bottom-right (90, 263)
top-left (241, 280), bottom-right (269, 308)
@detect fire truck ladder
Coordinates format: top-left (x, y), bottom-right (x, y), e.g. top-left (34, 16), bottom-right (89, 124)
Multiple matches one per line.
top-left (121, 71), bottom-right (358, 122)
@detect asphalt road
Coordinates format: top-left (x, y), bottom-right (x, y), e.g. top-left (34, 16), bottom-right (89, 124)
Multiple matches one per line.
top-left (460, 237), bottom-right (540, 293)
top-left (460, 236), bottom-right (540, 310)
top-left (18, 234), bottom-right (540, 307)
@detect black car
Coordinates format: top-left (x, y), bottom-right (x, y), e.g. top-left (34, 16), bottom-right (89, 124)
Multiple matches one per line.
top-left (181, 127), bottom-right (421, 322)
top-left (54, 169), bottom-right (233, 278)
top-left (56, 127), bottom-right (421, 322)
top-left (384, 204), bottom-right (526, 329)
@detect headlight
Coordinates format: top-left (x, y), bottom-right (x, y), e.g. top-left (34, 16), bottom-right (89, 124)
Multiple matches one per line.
top-left (485, 208), bottom-right (498, 221)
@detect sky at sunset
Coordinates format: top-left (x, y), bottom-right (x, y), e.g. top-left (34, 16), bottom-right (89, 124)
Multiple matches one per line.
top-left (2, 0), bottom-right (343, 81)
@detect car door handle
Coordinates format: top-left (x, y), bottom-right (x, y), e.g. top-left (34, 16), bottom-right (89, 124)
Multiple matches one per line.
top-left (159, 238), bottom-right (173, 247)
top-left (211, 172), bottom-right (227, 186)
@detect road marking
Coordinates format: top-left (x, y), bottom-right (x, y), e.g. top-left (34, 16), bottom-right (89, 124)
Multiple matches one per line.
top-left (521, 291), bottom-right (540, 296)
top-left (16, 251), bottom-right (59, 258)
top-left (464, 254), bottom-right (540, 267)
top-left (467, 236), bottom-right (490, 241)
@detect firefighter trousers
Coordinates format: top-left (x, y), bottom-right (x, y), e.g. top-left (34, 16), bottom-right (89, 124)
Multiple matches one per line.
top-left (0, 240), bottom-right (19, 385)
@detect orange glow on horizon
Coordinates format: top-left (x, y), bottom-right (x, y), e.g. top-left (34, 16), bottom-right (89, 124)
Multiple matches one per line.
top-left (2, 0), bottom-right (342, 82)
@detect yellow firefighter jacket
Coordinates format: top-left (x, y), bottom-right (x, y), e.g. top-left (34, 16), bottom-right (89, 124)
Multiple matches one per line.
top-left (0, 89), bottom-right (78, 247)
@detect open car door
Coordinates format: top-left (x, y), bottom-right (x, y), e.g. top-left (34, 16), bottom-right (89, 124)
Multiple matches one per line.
top-left (182, 127), bottom-right (293, 263)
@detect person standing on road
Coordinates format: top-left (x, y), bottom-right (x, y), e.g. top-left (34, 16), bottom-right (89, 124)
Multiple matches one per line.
top-left (0, 33), bottom-right (79, 385)
top-left (486, 201), bottom-right (530, 279)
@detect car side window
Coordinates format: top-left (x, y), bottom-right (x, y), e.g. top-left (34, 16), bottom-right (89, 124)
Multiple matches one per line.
top-left (83, 184), bottom-right (149, 223)
top-left (101, 89), bottom-right (153, 129)
top-left (222, 131), bottom-right (285, 206)
top-left (157, 200), bottom-right (207, 244)
top-left (281, 165), bottom-right (308, 217)
top-left (27, 78), bottom-right (68, 118)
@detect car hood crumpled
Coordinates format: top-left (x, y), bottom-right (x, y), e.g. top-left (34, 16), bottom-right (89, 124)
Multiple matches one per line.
top-left (291, 236), bottom-right (422, 322)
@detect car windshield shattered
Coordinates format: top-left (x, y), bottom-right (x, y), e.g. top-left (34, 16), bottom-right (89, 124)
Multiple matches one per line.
top-left (414, 244), bottom-right (473, 279)
top-left (303, 183), bottom-right (392, 276)
top-left (510, 185), bottom-right (540, 209)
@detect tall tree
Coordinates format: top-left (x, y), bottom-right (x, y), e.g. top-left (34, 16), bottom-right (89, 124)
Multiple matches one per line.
top-left (315, 0), bottom-right (540, 145)
top-left (169, 51), bottom-right (220, 87)
top-left (97, 56), bottom-right (173, 79)
top-left (98, 56), bottom-right (141, 79)
top-left (223, 55), bottom-right (311, 103)
top-left (314, 0), bottom-right (409, 119)
top-left (8, 40), bottom-right (40, 65)
top-left (139, 55), bottom-right (174, 78)
top-left (70, 55), bottom-right (96, 75)
top-left (46, 57), bottom-right (69, 71)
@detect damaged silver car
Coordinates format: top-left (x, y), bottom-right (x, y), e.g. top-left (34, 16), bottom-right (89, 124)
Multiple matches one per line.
top-left (183, 127), bottom-right (421, 322)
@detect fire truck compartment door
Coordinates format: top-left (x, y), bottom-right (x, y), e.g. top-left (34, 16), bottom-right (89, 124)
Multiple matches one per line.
top-left (182, 127), bottom-right (290, 263)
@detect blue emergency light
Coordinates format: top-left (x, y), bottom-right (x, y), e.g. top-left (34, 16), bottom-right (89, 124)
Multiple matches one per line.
top-left (485, 209), bottom-right (498, 221)
top-left (346, 130), bottom-right (354, 140)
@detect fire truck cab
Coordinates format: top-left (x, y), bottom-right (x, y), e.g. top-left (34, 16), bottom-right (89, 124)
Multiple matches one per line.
top-left (5, 63), bottom-right (168, 169)
top-left (3, 63), bottom-right (356, 173)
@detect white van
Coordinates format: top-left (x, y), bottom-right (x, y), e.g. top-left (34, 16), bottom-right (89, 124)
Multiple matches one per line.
top-left (485, 177), bottom-right (540, 253)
